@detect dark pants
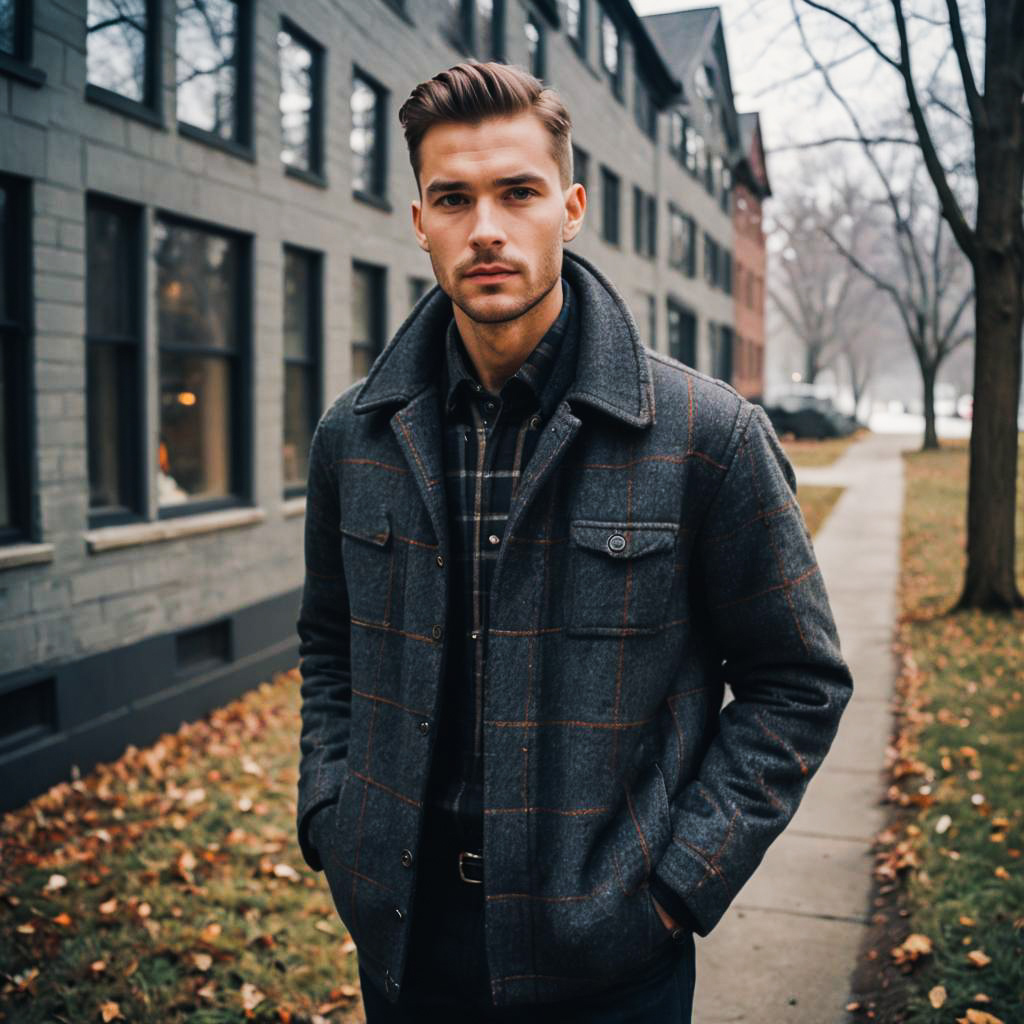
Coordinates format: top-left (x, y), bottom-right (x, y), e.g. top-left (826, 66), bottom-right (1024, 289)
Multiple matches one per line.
top-left (358, 805), bottom-right (696, 1023)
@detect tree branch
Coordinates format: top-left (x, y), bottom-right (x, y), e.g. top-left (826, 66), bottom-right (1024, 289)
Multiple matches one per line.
top-left (944, 0), bottom-right (986, 130)
top-left (798, 0), bottom-right (901, 71)
top-left (770, 135), bottom-right (918, 153)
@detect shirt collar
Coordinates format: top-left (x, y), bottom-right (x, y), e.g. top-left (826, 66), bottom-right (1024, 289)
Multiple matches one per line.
top-left (443, 277), bottom-right (574, 419)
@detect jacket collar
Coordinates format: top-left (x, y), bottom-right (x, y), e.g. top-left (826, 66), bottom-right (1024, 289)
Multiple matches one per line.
top-left (353, 248), bottom-right (654, 429)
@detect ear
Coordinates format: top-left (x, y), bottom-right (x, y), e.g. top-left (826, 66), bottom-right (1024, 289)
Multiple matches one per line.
top-left (411, 199), bottom-right (429, 252)
top-left (562, 183), bottom-right (585, 243)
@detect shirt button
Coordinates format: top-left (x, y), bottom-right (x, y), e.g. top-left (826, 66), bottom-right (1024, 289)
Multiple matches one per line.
top-left (401, 849), bottom-right (413, 868)
top-left (418, 720), bottom-right (430, 734)
top-left (432, 624), bottom-right (443, 641)
top-left (485, 399), bottom-right (497, 412)
top-left (488, 534), bottom-right (500, 546)
top-left (529, 415), bottom-right (542, 430)
top-left (394, 906), bottom-right (405, 921)
top-left (436, 554), bottom-right (444, 568)
top-left (470, 630), bottom-right (481, 641)
top-left (608, 533), bottom-right (627, 553)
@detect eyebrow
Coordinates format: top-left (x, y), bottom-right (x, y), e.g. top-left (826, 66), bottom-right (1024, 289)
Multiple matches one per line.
top-left (425, 173), bottom-right (547, 196)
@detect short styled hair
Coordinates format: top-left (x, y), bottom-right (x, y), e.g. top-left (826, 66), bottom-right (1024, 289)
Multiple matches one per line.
top-left (398, 61), bottom-right (573, 191)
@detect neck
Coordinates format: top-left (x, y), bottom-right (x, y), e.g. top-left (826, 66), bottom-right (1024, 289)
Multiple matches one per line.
top-left (452, 277), bottom-right (563, 394)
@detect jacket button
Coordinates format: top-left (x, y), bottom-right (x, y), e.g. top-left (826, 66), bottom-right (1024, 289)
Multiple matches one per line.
top-left (671, 927), bottom-right (685, 941)
top-left (436, 554), bottom-right (444, 568)
top-left (431, 624), bottom-right (443, 640)
top-left (418, 720), bottom-right (430, 734)
top-left (393, 906), bottom-right (405, 921)
top-left (608, 533), bottom-right (627, 553)
top-left (401, 849), bottom-right (413, 867)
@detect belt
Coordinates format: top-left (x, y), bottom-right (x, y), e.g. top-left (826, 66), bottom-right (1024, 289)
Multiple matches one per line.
top-left (457, 849), bottom-right (483, 884)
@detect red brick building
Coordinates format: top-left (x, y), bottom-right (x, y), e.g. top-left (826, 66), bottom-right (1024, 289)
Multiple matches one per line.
top-left (732, 112), bottom-right (771, 398)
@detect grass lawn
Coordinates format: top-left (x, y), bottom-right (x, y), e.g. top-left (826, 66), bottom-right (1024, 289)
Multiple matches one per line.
top-left (796, 485), bottom-right (845, 539)
top-left (781, 428), bottom-right (867, 468)
top-left (862, 440), bottom-right (1023, 1023)
top-left (0, 480), bottom-right (843, 1023)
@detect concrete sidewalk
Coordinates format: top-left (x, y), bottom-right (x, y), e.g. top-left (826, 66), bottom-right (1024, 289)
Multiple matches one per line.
top-left (692, 432), bottom-right (920, 1023)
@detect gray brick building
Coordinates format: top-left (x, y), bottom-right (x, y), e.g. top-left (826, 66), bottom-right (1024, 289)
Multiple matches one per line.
top-left (0, 0), bottom-right (754, 809)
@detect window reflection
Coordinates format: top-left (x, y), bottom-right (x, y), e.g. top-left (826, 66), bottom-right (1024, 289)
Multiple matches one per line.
top-left (279, 29), bottom-right (314, 171)
top-left (155, 218), bottom-right (241, 506)
top-left (87, 0), bottom-right (148, 102)
top-left (351, 74), bottom-right (382, 196)
top-left (283, 247), bottom-right (319, 491)
top-left (0, 0), bottom-right (17, 56)
top-left (176, 0), bottom-right (238, 139)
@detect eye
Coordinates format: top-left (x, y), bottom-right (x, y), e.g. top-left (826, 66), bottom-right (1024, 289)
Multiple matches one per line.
top-left (507, 187), bottom-right (536, 200)
top-left (437, 194), bottom-right (467, 207)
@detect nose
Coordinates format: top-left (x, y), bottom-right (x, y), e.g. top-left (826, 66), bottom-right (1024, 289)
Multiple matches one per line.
top-left (467, 198), bottom-right (507, 251)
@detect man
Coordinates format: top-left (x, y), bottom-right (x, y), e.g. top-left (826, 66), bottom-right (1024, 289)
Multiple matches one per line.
top-left (296, 61), bottom-right (853, 1022)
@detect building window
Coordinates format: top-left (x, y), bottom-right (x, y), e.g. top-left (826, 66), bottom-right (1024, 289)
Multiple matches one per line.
top-left (599, 7), bottom-right (621, 99)
top-left (689, 131), bottom-right (705, 179)
top-left (86, 196), bottom-right (144, 524)
top-left (0, 0), bottom-right (45, 84)
top-left (668, 205), bottom-right (696, 277)
top-left (711, 324), bottom-right (734, 383)
top-left (351, 261), bottom-right (386, 383)
top-left (668, 111), bottom-right (686, 164)
top-left (525, 13), bottom-right (544, 79)
top-left (600, 166), bottom-right (620, 246)
top-left (572, 143), bottom-right (589, 194)
top-left (703, 232), bottom-right (720, 288)
top-left (646, 293), bottom-right (656, 350)
top-left (566, 0), bottom-right (585, 56)
top-left (633, 187), bottom-right (656, 260)
top-left (176, 0), bottom-right (252, 151)
top-left (0, 175), bottom-right (31, 542)
top-left (283, 246), bottom-right (321, 496)
top-left (722, 250), bottom-right (733, 295)
top-left (86, 0), bottom-right (160, 115)
top-left (447, 0), bottom-right (503, 59)
top-left (720, 164), bottom-right (732, 213)
top-left (634, 73), bottom-right (656, 140)
top-left (279, 20), bottom-right (324, 179)
top-left (409, 276), bottom-right (431, 308)
top-left (667, 299), bottom-right (696, 368)
top-left (351, 70), bottom-right (388, 203)
top-left (155, 216), bottom-right (249, 513)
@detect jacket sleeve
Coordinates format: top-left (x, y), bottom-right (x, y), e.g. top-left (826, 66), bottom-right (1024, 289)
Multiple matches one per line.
top-left (295, 414), bottom-right (352, 873)
top-left (650, 402), bottom-right (854, 937)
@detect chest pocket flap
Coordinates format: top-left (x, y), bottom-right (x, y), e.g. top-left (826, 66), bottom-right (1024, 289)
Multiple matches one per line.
top-left (339, 508), bottom-right (393, 625)
top-left (568, 520), bottom-right (678, 636)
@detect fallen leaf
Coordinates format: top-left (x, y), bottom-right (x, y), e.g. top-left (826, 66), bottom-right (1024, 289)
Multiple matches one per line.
top-left (891, 932), bottom-right (932, 964)
top-left (273, 863), bottom-right (299, 881)
top-left (960, 915), bottom-right (976, 927)
top-left (53, 912), bottom-right (72, 927)
top-left (192, 952), bottom-right (213, 972)
top-left (45, 874), bottom-right (68, 892)
top-left (98, 898), bottom-right (117, 915)
top-left (928, 985), bottom-right (946, 1008)
top-left (341, 936), bottom-right (356, 955)
top-left (197, 981), bottom-right (217, 1002)
top-left (16, 923), bottom-right (34, 934)
top-left (935, 814), bottom-right (952, 835)
top-left (99, 1002), bottom-right (123, 1022)
top-left (90, 960), bottom-right (106, 974)
top-left (994, 866), bottom-right (1010, 880)
top-left (966, 949), bottom-right (992, 968)
top-left (241, 982), bottom-right (265, 1011)
top-left (959, 1011), bottom-right (1004, 1024)
top-left (315, 920), bottom-right (334, 935)
top-left (200, 921), bottom-right (222, 943)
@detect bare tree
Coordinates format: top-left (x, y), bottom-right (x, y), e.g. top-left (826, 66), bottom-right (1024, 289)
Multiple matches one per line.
top-left (768, 183), bottom-right (869, 386)
top-left (794, 0), bottom-right (1023, 609)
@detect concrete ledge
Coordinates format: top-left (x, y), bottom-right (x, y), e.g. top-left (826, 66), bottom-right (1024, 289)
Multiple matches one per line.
top-left (83, 508), bottom-right (266, 553)
top-left (0, 542), bottom-right (56, 571)
top-left (282, 496), bottom-right (306, 519)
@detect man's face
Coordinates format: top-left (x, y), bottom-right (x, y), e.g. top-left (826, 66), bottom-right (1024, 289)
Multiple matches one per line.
top-left (411, 112), bottom-right (584, 325)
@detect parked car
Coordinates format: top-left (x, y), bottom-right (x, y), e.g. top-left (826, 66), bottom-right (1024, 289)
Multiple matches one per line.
top-left (760, 394), bottom-right (858, 440)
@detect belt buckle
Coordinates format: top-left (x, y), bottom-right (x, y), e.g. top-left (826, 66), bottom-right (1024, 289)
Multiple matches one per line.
top-left (457, 850), bottom-right (483, 884)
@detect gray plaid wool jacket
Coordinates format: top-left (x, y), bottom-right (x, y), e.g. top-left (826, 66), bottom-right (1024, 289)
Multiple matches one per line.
top-left (295, 248), bottom-right (854, 1008)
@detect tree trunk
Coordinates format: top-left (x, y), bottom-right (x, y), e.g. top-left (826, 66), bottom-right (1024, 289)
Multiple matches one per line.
top-left (919, 357), bottom-right (940, 451)
top-left (955, 2), bottom-right (1024, 610)
top-left (955, 248), bottom-right (1024, 609)
top-left (805, 345), bottom-right (819, 384)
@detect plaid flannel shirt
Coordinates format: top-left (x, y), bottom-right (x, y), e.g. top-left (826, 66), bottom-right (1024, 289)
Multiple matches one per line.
top-left (426, 278), bottom-right (579, 849)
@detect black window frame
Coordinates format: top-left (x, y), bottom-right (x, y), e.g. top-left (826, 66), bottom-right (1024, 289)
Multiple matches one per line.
top-left (632, 186), bottom-right (655, 260)
top-left (565, 0), bottom-right (586, 59)
top-left (175, 0), bottom-right (255, 161)
top-left (85, 0), bottom-right (164, 128)
top-left (598, 5), bottom-right (622, 101)
top-left (446, 0), bottom-right (505, 60)
top-left (278, 17), bottom-right (326, 186)
top-left (703, 231), bottom-right (720, 288)
top-left (633, 72), bottom-right (656, 141)
top-left (282, 244), bottom-right (323, 499)
top-left (350, 260), bottom-right (387, 384)
top-left (666, 297), bottom-right (697, 368)
top-left (722, 249), bottom-right (733, 295)
top-left (525, 11), bottom-right (544, 79)
top-left (154, 211), bottom-right (253, 520)
top-left (572, 143), bottom-right (589, 195)
top-left (408, 275), bottom-right (431, 308)
top-left (0, 0), bottom-right (46, 87)
top-left (600, 165), bottom-right (620, 246)
top-left (85, 193), bottom-right (147, 528)
top-left (0, 174), bottom-right (33, 544)
top-left (667, 203), bottom-right (696, 277)
top-left (713, 323), bottom-right (734, 382)
top-left (351, 66), bottom-right (390, 210)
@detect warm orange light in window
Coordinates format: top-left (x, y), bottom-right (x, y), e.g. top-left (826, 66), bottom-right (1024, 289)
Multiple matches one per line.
top-left (177, 391), bottom-right (197, 406)
top-left (166, 281), bottom-right (182, 300)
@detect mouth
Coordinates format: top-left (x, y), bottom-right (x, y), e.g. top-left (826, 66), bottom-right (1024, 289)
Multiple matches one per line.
top-left (464, 266), bottom-right (518, 284)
